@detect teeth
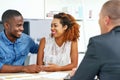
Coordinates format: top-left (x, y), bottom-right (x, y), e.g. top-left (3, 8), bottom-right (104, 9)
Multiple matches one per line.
top-left (18, 32), bottom-right (22, 35)
top-left (52, 32), bottom-right (55, 34)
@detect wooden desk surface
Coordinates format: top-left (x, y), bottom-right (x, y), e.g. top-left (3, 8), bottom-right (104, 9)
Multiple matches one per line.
top-left (0, 71), bottom-right (71, 80)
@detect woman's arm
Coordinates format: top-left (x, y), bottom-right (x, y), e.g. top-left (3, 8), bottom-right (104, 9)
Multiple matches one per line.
top-left (37, 37), bottom-right (46, 65)
top-left (59, 40), bottom-right (78, 70)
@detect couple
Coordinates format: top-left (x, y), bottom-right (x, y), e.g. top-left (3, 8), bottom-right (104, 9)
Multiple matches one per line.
top-left (0, 9), bottom-right (79, 73)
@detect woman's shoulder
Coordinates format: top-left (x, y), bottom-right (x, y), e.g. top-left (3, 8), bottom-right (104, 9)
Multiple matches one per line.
top-left (45, 35), bottom-right (54, 42)
top-left (40, 35), bottom-right (54, 44)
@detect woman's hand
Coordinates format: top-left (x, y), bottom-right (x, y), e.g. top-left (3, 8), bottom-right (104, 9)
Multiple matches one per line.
top-left (42, 63), bottom-right (61, 72)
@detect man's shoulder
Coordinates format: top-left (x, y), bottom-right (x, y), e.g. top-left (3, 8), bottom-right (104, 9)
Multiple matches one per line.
top-left (0, 32), bottom-right (2, 38)
top-left (91, 32), bottom-right (112, 40)
top-left (19, 33), bottom-right (33, 42)
top-left (21, 33), bottom-right (31, 39)
top-left (89, 32), bottom-right (116, 45)
top-left (0, 31), bottom-right (4, 40)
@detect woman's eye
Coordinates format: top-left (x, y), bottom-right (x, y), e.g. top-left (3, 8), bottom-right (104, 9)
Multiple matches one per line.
top-left (54, 25), bottom-right (57, 27)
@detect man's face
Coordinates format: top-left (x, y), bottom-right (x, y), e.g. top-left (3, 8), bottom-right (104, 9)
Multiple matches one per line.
top-left (5, 16), bottom-right (24, 40)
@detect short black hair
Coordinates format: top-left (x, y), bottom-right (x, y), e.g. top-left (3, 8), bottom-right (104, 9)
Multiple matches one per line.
top-left (2, 9), bottom-right (22, 24)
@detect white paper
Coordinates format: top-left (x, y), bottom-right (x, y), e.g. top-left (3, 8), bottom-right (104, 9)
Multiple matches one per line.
top-left (41, 72), bottom-right (69, 79)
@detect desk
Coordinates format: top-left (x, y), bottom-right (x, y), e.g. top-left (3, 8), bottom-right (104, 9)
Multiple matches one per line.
top-left (0, 71), bottom-right (71, 80)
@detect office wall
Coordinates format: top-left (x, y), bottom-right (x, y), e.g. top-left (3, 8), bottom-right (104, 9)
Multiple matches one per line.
top-left (0, 0), bottom-right (44, 20)
top-left (45, 0), bottom-right (83, 20)
top-left (82, 0), bottom-right (107, 49)
top-left (28, 19), bottom-right (52, 43)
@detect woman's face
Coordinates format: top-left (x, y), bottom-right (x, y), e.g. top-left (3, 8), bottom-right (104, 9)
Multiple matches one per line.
top-left (51, 18), bottom-right (67, 38)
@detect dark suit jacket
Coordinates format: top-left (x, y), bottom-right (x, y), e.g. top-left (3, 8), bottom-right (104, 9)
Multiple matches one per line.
top-left (71, 26), bottom-right (120, 80)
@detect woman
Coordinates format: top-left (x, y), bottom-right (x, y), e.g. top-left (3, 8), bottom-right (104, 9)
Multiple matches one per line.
top-left (37, 12), bottom-right (80, 72)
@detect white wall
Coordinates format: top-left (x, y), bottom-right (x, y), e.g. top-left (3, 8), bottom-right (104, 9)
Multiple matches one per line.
top-left (28, 19), bottom-right (52, 43)
top-left (82, 0), bottom-right (108, 50)
top-left (45, 0), bottom-right (83, 20)
top-left (0, 0), bottom-right (44, 20)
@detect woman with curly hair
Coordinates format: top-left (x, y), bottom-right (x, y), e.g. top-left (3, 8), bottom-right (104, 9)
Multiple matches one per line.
top-left (37, 12), bottom-right (80, 72)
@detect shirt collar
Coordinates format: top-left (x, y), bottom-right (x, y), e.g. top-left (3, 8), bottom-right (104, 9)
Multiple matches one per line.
top-left (112, 26), bottom-right (120, 31)
top-left (1, 31), bottom-right (22, 45)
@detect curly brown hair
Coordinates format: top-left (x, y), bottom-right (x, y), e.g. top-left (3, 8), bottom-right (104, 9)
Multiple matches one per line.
top-left (53, 12), bottom-right (80, 42)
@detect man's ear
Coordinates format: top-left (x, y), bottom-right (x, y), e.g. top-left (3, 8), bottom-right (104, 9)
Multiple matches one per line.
top-left (104, 16), bottom-right (113, 32)
top-left (4, 22), bottom-right (9, 30)
top-left (104, 16), bottom-right (110, 25)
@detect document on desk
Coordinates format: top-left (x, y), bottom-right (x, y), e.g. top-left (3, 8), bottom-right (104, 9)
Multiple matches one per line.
top-left (41, 72), bottom-right (69, 79)
top-left (0, 73), bottom-right (33, 78)
top-left (0, 74), bottom-right (36, 80)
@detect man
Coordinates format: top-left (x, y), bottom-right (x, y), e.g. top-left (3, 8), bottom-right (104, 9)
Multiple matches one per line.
top-left (0, 9), bottom-right (41, 73)
top-left (71, 0), bottom-right (120, 80)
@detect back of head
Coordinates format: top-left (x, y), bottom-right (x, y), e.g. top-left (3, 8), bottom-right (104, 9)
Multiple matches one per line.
top-left (102, 0), bottom-right (120, 24)
top-left (2, 9), bottom-right (22, 24)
